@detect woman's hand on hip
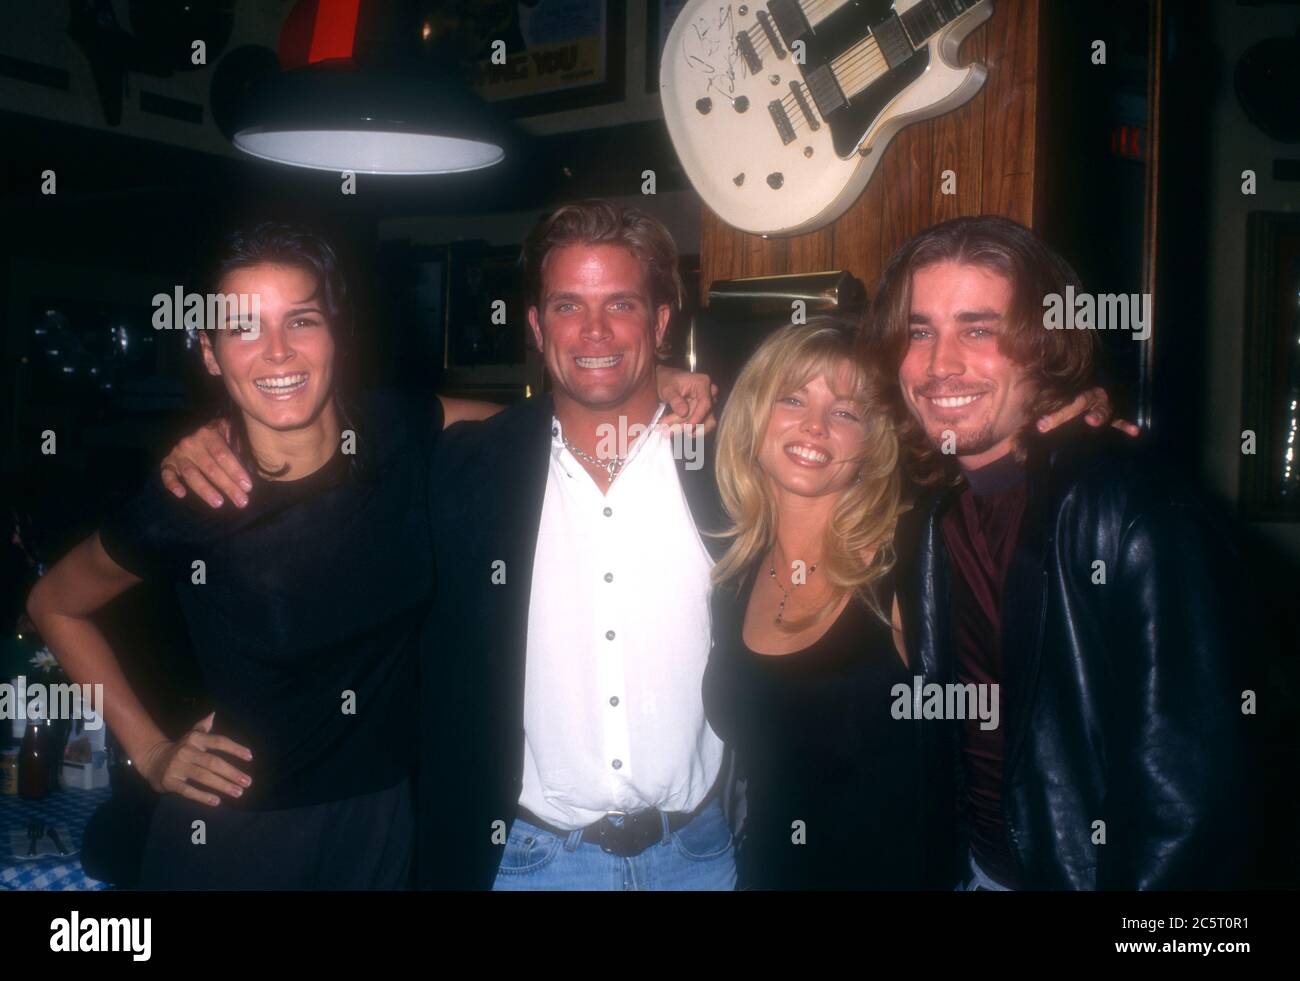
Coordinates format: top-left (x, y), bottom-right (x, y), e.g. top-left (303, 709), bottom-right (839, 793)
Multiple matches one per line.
top-left (137, 712), bottom-right (254, 807)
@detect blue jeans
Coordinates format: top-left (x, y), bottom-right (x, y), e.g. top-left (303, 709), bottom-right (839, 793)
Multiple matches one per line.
top-left (492, 798), bottom-right (737, 890)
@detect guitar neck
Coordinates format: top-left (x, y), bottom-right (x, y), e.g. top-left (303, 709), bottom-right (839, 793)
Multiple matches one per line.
top-left (788, 0), bottom-right (853, 29)
top-left (830, 0), bottom-right (981, 101)
top-left (899, 0), bottom-right (981, 47)
top-left (782, 0), bottom-right (977, 37)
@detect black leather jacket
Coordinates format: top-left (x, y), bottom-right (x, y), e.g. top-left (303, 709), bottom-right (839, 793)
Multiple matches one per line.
top-left (893, 420), bottom-right (1254, 889)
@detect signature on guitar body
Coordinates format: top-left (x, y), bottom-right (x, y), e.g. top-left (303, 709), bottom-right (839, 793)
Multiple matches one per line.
top-left (661, 0), bottom-right (993, 237)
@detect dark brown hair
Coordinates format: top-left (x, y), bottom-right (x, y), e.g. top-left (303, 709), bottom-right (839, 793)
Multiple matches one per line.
top-left (861, 215), bottom-right (1100, 486)
top-left (520, 199), bottom-right (684, 322)
top-left (199, 220), bottom-right (361, 479)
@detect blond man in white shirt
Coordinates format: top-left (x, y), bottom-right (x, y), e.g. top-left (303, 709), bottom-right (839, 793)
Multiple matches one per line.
top-left (420, 200), bottom-right (734, 890)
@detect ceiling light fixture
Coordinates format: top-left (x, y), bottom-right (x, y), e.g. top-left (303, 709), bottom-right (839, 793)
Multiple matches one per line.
top-left (232, 0), bottom-right (508, 175)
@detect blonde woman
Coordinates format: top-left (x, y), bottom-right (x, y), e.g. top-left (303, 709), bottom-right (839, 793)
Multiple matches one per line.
top-left (702, 319), bottom-right (928, 890)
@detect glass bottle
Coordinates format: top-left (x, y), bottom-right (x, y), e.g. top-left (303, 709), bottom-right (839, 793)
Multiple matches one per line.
top-left (18, 718), bottom-right (51, 799)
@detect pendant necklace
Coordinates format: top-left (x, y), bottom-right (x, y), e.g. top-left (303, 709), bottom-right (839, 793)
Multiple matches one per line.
top-left (768, 555), bottom-right (819, 625)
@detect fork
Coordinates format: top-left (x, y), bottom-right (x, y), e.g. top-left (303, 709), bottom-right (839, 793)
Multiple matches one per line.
top-left (48, 826), bottom-right (69, 856)
top-left (26, 820), bottom-right (44, 857)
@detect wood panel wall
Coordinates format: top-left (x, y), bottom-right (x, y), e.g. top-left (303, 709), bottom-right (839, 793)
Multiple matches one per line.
top-left (699, 0), bottom-right (1052, 300)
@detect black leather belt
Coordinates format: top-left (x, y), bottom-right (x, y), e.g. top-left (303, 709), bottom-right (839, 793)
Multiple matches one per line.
top-left (517, 782), bottom-right (721, 859)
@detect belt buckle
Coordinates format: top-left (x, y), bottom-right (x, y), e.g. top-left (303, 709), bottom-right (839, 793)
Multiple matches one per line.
top-left (595, 809), bottom-right (657, 858)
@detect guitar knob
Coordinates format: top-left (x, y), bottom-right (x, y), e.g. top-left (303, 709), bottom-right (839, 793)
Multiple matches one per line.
top-left (734, 96), bottom-right (749, 113)
top-left (696, 97), bottom-right (712, 115)
top-left (767, 173), bottom-right (784, 189)
top-left (739, 5), bottom-right (749, 14)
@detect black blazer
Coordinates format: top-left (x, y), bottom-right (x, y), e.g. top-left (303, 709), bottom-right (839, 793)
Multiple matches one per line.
top-left (893, 419), bottom-right (1257, 889)
top-left (414, 395), bottom-right (726, 889)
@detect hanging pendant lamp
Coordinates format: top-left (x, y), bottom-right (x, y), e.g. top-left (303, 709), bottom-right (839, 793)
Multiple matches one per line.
top-left (232, 0), bottom-right (508, 175)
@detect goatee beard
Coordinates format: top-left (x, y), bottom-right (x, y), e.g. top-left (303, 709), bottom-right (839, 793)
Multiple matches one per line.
top-left (931, 419), bottom-right (998, 457)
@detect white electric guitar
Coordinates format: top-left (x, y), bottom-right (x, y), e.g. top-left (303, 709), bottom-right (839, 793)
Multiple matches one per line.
top-left (660, 0), bottom-right (993, 236)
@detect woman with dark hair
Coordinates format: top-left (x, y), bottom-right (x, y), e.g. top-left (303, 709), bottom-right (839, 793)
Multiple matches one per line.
top-left (26, 219), bottom-right (712, 890)
top-left (26, 221), bottom-right (443, 888)
top-left (192, 221), bottom-right (367, 480)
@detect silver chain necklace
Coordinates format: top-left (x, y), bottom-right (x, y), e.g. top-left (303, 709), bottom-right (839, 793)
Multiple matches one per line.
top-left (768, 556), bottom-right (819, 625)
top-left (562, 436), bottom-right (626, 484)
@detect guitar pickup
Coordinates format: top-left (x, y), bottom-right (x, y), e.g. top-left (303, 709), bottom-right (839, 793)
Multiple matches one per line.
top-left (768, 100), bottom-right (796, 145)
top-left (768, 0), bottom-right (812, 46)
top-left (789, 81), bottom-right (819, 131)
top-left (804, 64), bottom-right (846, 117)
top-left (736, 30), bottom-right (762, 74)
top-left (756, 11), bottom-right (786, 59)
top-left (871, 15), bottom-right (915, 70)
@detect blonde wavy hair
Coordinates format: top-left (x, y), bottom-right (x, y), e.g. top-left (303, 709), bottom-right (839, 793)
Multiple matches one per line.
top-left (712, 318), bottom-right (905, 628)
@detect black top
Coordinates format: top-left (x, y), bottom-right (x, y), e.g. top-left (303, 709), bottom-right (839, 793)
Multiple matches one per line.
top-left (101, 389), bottom-right (441, 810)
top-left (704, 567), bottom-right (927, 890)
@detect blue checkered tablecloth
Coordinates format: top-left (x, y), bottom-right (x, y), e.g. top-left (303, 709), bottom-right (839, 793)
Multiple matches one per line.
top-left (0, 787), bottom-right (113, 890)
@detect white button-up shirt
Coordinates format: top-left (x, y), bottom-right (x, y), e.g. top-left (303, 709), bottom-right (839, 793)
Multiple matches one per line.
top-left (519, 404), bottom-right (722, 829)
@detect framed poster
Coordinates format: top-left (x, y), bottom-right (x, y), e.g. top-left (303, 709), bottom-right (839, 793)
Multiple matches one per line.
top-left (465, 0), bottom-right (626, 118)
top-left (646, 0), bottom-right (690, 93)
top-left (1240, 212), bottom-right (1300, 521)
top-left (443, 240), bottom-right (529, 390)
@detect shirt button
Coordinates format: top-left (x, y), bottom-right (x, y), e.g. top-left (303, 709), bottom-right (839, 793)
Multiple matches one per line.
top-left (603, 572), bottom-right (613, 583)
top-left (609, 696), bottom-right (619, 707)
top-left (605, 630), bottom-right (616, 641)
top-left (611, 759), bottom-right (623, 770)
top-left (603, 506), bottom-right (613, 517)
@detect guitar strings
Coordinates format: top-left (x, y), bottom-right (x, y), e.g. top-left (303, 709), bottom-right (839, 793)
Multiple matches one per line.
top-left (749, 0), bottom-right (843, 46)
top-left (744, 3), bottom-right (891, 104)
top-left (741, 0), bottom-right (937, 136)
top-left (737, 0), bottom-right (965, 139)
top-left (777, 37), bottom-right (886, 116)
top-left (778, 42), bottom-right (885, 110)
top-left (830, 40), bottom-right (889, 95)
top-left (746, 0), bottom-right (955, 61)
top-left (777, 38), bottom-right (887, 134)
top-left (797, 0), bottom-right (956, 74)
top-left (744, 0), bottom-right (845, 57)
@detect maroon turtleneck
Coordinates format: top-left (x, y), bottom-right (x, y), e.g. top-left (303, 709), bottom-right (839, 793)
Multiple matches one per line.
top-left (941, 450), bottom-right (1027, 888)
